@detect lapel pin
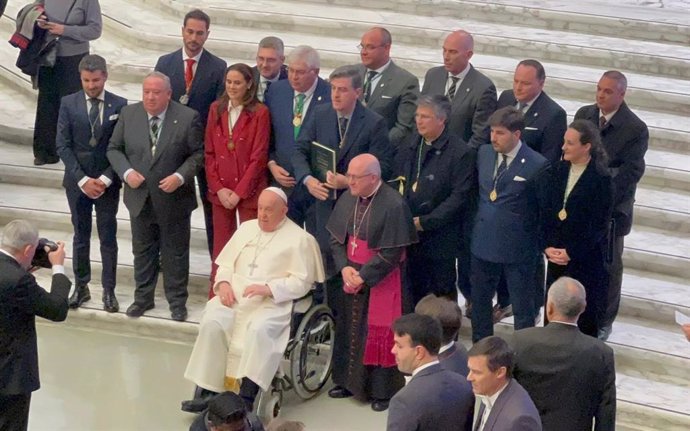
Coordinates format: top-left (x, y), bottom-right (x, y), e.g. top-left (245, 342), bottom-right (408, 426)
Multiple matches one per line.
top-left (173, 120), bottom-right (178, 124)
top-left (317, 96), bottom-right (322, 101)
top-left (380, 83), bottom-right (385, 87)
top-left (521, 158), bottom-right (525, 163)
top-left (108, 103), bottom-right (112, 108)
top-left (534, 112), bottom-right (538, 117)
top-left (435, 150), bottom-right (441, 155)
top-left (466, 88), bottom-right (470, 92)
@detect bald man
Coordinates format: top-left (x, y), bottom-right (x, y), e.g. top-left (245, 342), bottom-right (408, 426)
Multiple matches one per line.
top-left (182, 188), bottom-right (325, 413)
top-left (326, 154), bottom-right (417, 411)
top-left (422, 30), bottom-right (496, 149)
top-left (511, 277), bottom-right (616, 431)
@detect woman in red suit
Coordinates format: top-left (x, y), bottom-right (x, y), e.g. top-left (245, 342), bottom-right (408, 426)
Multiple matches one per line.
top-left (205, 63), bottom-right (270, 297)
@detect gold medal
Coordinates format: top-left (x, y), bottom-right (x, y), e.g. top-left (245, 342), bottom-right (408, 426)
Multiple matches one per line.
top-left (558, 208), bottom-right (568, 221)
top-left (412, 181), bottom-right (418, 192)
top-left (227, 137), bottom-right (235, 151)
top-left (489, 189), bottom-right (497, 202)
top-left (292, 116), bottom-right (302, 127)
top-left (179, 94), bottom-right (189, 105)
top-left (88, 136), bottom-right (98, 147)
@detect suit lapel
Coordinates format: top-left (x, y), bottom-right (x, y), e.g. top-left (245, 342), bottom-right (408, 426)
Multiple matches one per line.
top-left (482, 380), bottom-right (513, 431)
top-left (453, 67), bottom-right (476, 106)
top-left (337, 103), bottom-right (365, 164)
top-left (369, 62), bottom-right (394, 104)
top-left (523, 92), bottom-right (546, 127)
top-left (151, 103), bottom-right (178, 165)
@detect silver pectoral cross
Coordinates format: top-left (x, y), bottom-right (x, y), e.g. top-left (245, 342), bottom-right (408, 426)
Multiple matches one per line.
top-left (248, 262), bottom-right (258, 276)
top-left (350, 238), bottom-right (358, 256)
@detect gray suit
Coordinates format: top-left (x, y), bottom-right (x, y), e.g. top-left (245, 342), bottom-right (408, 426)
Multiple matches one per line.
top-left (474, 379), bottom-right (542, 431)
top-left (387, 363), bottom-right (474, 431)
top-left (422, 65), bottom-right (497, 149)
top-left (356, 61), bottom-right (419, 151)
top-left (107, 101), bottom-right (203, 310)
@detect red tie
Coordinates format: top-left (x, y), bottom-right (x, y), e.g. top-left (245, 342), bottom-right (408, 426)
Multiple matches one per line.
top-left (184, 59), bottom-right (196, 90)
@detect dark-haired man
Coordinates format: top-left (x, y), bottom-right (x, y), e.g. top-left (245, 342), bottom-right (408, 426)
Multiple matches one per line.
top-left (387, 313), bottom-right (474, 431)
top-left (155, 8), bottom-right (227, 256)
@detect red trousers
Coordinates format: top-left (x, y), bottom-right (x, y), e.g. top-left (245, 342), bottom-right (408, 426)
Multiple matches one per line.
top-left (209, 203), bottom-right (256, 298)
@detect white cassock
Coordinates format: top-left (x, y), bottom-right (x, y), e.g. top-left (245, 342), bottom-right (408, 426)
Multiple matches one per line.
top-left (184, 218), bottom-right (325, 392)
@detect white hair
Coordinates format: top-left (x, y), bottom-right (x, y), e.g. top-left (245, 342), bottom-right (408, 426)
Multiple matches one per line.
top-left (1, 219), bottom-right (38, 253)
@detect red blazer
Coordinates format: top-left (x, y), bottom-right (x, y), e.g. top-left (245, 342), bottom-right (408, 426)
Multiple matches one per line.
top-left (205, 101), bottom-right (270, 209)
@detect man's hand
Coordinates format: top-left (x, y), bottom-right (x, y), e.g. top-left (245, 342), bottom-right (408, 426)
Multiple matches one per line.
top-left (159, 174), bottom-right (182, 193)
top-left (306, 177), bottom-right (330, 201)
top-left (545, 247), bottom-right (570, 266)
top-left (341, 266), bottom-right (364, 294)
top-left (243, 284), bottom-right (273, 299)
top-left (325, 170), bottom-right (348, 190)
top-left (413, 217), bottom-right (423, 232)
top-left (125, 170), bottom-right (145, 189)
top-left (48, 241), bottom-right (66, 267)
top-left (269, 162), bottom-right (296, 188)
top-left (82, 178), bottom-right (106, 199)
top-left (216, 281), bottom-right (236, 307)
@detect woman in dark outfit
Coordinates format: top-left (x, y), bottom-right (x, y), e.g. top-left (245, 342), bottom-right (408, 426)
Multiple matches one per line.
top-left (543, 120), bottom-right (614, 337)
top-left (34, 0), bottom-right (102, 165)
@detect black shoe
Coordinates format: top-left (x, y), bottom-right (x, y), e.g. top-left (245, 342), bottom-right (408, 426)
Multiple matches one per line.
top-left (69, 285), bottom-right (91, 309)
top-left (126, 302), bottom-right (154, 318)
top-left (181, 388), bottom-right (218, 413)
top-left (102, 291), bottom-right (119, 313)
top-left (33, 158), bottom-right (46, 166)
top-left (371, 399), bottom-right (390, 412)
top-left (492, 304), bottom-right (513, 323)
top-left (171, 307), bottom-right (188, 322)
top-left (328, 386), bottom-right (353, 399)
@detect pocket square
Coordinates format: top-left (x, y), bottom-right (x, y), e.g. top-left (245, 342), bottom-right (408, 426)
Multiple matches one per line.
top-left (108, 114), bottom-right (119, 121)
top-left (381, 95), bottom-right (392, 99)
top-left (524, 126), bottom-right (538, 131)
top-left (513, 175), bottom-right (526, 181)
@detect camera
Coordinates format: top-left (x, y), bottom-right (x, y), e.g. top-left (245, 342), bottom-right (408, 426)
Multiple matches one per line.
top-left (31, 238), bottom-right (58, 269)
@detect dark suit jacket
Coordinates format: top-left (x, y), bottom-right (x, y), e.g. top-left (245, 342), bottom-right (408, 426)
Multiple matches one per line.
top-left (264, 77), bottom-right (331, 175)
top-left (439, 342), bottom-right (469, 377)
top-left (56, 90), bottom-right (128, 191)
top-left (292, 101), bottom-right (393, 276)
top-left (511, 323), bottom-right (616, 431)
top-left (387, 363), bottom-right (474, 431)
top-left (356, 61), bottom-right (419, 149)
top-left (574, 102), bottom-right (648, 236)
top-left (422, 65), bottom-right (497, 149)
top-left (154, 49), bottom-right (227, 127)
top-left (396, 128), bottom-right (476, 258)
top-left (476, 379), bottom-right (542, 431)
top-left (471, 142), bottom-right (549, 263)
top-left (0, 253), bottom-right (71, 395)
top-left (497, 91), bottom-right (567, 163)
top-left (107, 101), bottom-right (204, 221)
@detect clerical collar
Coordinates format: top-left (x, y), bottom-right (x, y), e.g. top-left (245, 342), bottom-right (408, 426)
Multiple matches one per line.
top-left (361, 180), bottom-right (383, 200)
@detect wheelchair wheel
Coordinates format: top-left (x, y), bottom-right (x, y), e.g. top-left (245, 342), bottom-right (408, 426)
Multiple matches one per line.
top-left (289, 304), bottom-right (335, 400)
top-left (255, 387), bottom-right (283, 424)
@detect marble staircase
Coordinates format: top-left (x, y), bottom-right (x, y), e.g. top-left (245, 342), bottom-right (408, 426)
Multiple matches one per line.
top-left (0, 0), bottom-right (689, 429)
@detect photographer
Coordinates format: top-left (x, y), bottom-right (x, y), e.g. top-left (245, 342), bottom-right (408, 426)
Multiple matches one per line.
top-left (0, 220), bottom-right (70, 431)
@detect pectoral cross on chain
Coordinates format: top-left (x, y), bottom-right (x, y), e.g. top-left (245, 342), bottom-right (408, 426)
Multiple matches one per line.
top-left (248, 262), bottom-right (258, 276)
top-left (350, 238), bottom-right (358, 256)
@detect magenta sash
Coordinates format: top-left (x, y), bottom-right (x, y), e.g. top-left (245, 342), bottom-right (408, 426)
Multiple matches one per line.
top-left (347, 236), bottom-right (402, 367)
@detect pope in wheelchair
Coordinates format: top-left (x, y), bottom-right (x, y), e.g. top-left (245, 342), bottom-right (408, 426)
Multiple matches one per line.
top-left (183, 187), bottom-right (326, 415)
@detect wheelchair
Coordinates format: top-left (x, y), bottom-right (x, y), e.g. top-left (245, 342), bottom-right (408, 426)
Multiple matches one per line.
top-left (253, 292), bottom-right (336, 423)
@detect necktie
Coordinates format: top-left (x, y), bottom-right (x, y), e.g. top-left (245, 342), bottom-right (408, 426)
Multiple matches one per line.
top-left (518, 101), bottom-right (528, 112)
top-left (364, 71), bottom-right (377, 103)
top-left (599, 115), bottom-right (607, 129)
top-left (294, 93), bottom-right (306, 139)
top-left (184, 59), bottom-right (196, 90)
top-left (338, 117), bottom-right (349, 146)
top-left (88, 98), bottom-right (101, 142)
top-left (150, 116), bottom-right (160, 154)
top-left (264, 80), bottom-right (272, 97)
top-left (474, 402), bottom-right (487, 431)
top-left (495, 154), bottom-right (508, 179)
top-left (447, 76), bottom-right (460, 102)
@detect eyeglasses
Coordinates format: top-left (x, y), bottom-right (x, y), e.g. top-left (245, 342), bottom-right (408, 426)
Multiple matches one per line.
top-left (357, 43), bottom-right (386, 52)
top-left (345, 173), bottom-right (373, 182)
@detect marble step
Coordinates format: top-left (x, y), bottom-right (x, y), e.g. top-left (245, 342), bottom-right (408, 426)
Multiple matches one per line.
top-left (92, 0), bottom-right (690, 79)
top-left (621, 269), bottom-right (690, 325)
top-left (624, 226), bottom-right (690, 279)
top-left (4, 2), bottom-right (690, 118)
top-left (298, 0), bottom-right (690, 45)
